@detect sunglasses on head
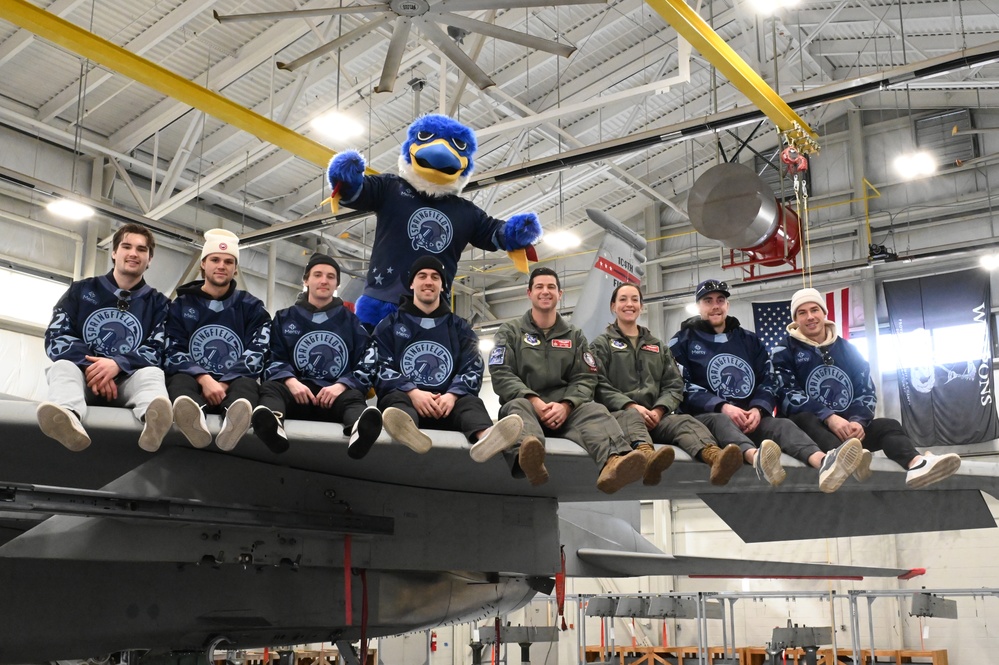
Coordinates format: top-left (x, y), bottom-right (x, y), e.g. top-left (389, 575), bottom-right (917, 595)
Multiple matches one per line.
top-left (701, 280), bottom-right (728, 293)
top-left (116, 290), bottom-right (131, 312)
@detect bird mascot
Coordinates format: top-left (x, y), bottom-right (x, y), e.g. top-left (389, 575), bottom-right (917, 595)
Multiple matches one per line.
top-left (326, 113), bottom-right (542, 328)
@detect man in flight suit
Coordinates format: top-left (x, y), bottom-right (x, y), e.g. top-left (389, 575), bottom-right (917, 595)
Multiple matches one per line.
top-left (488, 267), bottom-right (647, 493)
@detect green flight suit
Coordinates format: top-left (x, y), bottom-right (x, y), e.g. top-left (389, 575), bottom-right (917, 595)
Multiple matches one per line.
top-left (488, 310), bottom-right (632, 470)
top-left (592, 322), bottom-right (717, 459)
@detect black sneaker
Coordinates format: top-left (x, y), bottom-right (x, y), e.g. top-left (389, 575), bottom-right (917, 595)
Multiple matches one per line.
top-left (347, 406), bottom-right (382, 460)
top-left (251, 405), bottom-right (288, 454)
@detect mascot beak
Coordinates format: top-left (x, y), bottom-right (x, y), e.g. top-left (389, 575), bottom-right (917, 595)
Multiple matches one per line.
top-left (409, 140), bottom-right (469, 186)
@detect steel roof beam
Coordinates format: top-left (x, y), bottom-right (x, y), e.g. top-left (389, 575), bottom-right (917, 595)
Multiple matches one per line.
top-left (6, 0), bottom-right (334, 168)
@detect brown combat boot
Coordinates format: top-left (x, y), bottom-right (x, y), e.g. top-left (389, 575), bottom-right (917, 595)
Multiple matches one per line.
top-left (635, 443), bottom-right (674, 486)
top-left (700, 443), bottom-right (742, 486)
top-left (518, 436), bottom-right (549, 486)
top-left (596, 450), bottom-right (646, 494)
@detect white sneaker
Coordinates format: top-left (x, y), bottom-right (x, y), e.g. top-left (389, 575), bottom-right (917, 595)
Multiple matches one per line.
top-left (853, 448), bottom-right (873, 483)
top-left (36, 401), bottom-right (91, 451)
top-left (906, 452), bottom-right (962, 489)
top-left (348, 406), bottom-right (382, 460)
top-left (470, 414), bottom-right (523, 463)
top-left (217, 398), bottom-right (252, 451)
top-left (818, 437), bottom-right (863, 493)
top-left (753, 439), bottom-right (786, 487)
top-left (172, 395), bottom-right (212, 449)
top-left (138, 396), bottom-right (173, 452)
top-left (382, 407), bottom-right (431, 453)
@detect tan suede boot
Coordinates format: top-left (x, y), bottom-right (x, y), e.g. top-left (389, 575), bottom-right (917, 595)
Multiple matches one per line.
top-left (700, 443), bottom-right (742, 486)
top-left (518, 436), bottom-right (549, 486)
top-left (635, 443), bottom-right (674, 486)
top-left (596, 450), bottom-right (646, 494)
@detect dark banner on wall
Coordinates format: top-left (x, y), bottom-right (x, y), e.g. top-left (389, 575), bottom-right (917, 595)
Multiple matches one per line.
top-left (883, 269), bottom-right (999, 446)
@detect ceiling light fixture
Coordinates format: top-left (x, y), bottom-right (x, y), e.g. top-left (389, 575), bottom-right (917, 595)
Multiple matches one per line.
top-left (311, 111), bottom-right (365, 140)
top-left (478, 338), bottom-right (495, 353)
top-left (685, 302), bottom-right (700, 315)
top-left (748, 0), bottom-right (799, 14)
top-left (46, 199), bottom-right (95, 220)
top-left (893, 151), bottom-right (936, 180)
top-left (544, 230), bottom-right (581, 251)
top-left (980, 254), bottom-right (999, 271)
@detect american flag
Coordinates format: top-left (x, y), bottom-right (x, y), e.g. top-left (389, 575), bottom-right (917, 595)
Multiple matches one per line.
top-left (752, 300), bottom-right (791, 352)
top-left (752, 288), bottom-right (851, 352)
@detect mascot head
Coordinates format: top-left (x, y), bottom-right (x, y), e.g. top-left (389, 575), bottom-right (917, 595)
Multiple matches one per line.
top-left (398, 114), bottom-right (477, 198)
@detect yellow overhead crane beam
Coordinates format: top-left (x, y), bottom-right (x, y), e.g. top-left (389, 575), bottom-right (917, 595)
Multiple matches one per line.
top-left (643, 0), bottom-right (819, 152)
top-left (5, 0), bottom-right (337, 168)
top-left (6, 0), bottom-right (818, 166)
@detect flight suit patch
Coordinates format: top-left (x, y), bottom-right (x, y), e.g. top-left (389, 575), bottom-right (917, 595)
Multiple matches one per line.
top-left (610, 339), bottom-right (628, 350)
top-left (523, 333), bottom-right (541, 347)
top-left (489, 346), bottom-right (506, 365)
top-left (551, 339), bottom-right (572, 349)
top-left (583, 351), bottom-right (598, 372)
top-left (641, 344), bottom-right (660, 353)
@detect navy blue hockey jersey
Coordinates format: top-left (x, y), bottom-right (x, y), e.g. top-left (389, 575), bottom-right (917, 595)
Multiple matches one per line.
top-left (165, 280), bottom-right (271, 382)
top-left (341, 173), bottom-right (510, 304)
top-left (668, 316), bottom-right (778, 414)
top-left (265, 297), bottom-right (373, 391)
top-left (44, 272), bottom-right (169, 376)
top-left (364, 297), bottom-right (483, 397)
top-left (772, 332), bottom-right (878, 424)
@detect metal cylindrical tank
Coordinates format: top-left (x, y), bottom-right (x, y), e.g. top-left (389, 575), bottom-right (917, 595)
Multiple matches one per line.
top-left (687, 162), bottom-right (801, 265)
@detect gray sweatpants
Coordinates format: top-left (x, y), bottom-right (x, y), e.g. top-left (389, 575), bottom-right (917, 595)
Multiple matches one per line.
top-left (46, 359), bottom-right (169, 424)
top-left (695, 411), bottom-right (821, 464)
top-left (500, 398), bottom-right (632, 473)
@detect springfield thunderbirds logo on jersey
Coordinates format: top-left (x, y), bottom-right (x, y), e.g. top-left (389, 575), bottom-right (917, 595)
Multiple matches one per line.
top-left (706, 353), bottom-right (755, 399)
top-left (294, 331), bottom-right (348, 380)
top-left (402, 341), bottom-right (453, 387)
top-left (408, 207), bottom-right (453, 253)
top-left (83, 308), bottom-right (143, 356)
top-left (191, 325), bottom-right (243, 374)
top-left (806, 365), bottom-right (854, 411)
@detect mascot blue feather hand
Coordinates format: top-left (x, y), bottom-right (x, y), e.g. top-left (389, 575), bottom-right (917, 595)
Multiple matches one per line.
top-left (327, 113), bottom-right (541, 328)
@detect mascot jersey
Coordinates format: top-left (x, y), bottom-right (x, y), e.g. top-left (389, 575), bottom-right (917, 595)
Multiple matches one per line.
top-left (667, 315), bottom-right (778, 414)
top-left (364, 295), bottom-right (483, 397)
top-left (340, 173), bottom-right (508, 305)
top-left (165, 280), bottom-right (271, 383)
top-left (45, 271), bottom-right (169, 375)
top-left (265, 295), bottom-right (373, 391)
top-left (771, 332), bottom-right (877, 424)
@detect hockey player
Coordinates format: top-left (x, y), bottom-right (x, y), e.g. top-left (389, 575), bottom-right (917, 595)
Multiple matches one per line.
top-left (366, 256), bottom-right (522, 461)
top-left (669, 279), bottom-right (862, 493)
top-left (250, 253), bottom-right (381, 457)
top-left (37, 223), bottom-right (172, 452)
top-left (165, 229), bottom-right (270, 451)
top-left (772, 287), bottom-right (961, 488)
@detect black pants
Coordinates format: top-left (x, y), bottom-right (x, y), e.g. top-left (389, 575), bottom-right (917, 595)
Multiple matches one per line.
top-left (259, 379), bottom-right (368, 435)
top-left (378, 391), bottom-right (493, 443)
top-left (789, 411), bottom-right (919, 469)
top-left (166, 373), bottom-right (259, 415)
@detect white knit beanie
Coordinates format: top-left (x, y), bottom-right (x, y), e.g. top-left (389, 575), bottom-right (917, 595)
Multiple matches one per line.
top-left (790, 287), bottom-right (826, 318)
top-left (201, 228), bottom-right (239, 262)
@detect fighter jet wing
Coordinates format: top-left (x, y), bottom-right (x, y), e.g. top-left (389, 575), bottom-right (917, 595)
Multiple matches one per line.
top-left (3, 399), bottom-right (998, 540)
